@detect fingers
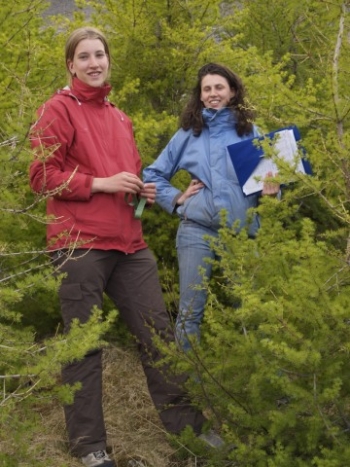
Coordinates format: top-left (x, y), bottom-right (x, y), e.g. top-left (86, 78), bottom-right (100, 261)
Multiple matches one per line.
top-left (140, 183), bottom-right (156, 204)
top-left (141, 182), bottom-right (156, 194)
top-left (262, 172), bottom-right (280, 196)
top-left (117, 172), bottom-right (144, 194)
top-left (187, 179), bottom-right (204, 195)
top-left (190, 179), bottom-right (204, 188)
top-left (124, 173), bottom-right (144, 190)
top-left (93, 172), bottom-right (146, 195)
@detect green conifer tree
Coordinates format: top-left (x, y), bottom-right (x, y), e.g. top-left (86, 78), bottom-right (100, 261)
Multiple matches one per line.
top-left (0, 3), bottom-right (114, 463)
top-left (159, 2), bottom-right (350, 465)
top-left (2, 0), bottom-right (350, 464)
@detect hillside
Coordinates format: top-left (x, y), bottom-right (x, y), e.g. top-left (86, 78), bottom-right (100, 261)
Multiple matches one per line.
top-left (12, 345), bottom-right (203, 466)
top-left (43, 0), bottom-right (92, 18)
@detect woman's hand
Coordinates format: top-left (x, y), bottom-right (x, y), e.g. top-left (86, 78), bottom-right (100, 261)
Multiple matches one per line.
top-left (177, 179), bottom-right (204, 205)
top-left (261, 172), bottom-right (280, 196)
top-left (92, 172), bottom-right (144, 194)
top-left (139, 183), bottom-right (156, 205)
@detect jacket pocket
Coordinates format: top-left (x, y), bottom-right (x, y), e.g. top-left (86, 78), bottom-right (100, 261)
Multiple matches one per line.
top-left (181, 189), bottom-right (215, 227)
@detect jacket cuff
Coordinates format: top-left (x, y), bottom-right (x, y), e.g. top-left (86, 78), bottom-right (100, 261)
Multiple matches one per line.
top-left (172, 193), bottom-right (182, 213)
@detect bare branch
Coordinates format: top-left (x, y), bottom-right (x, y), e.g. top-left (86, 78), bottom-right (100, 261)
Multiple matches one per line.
top-left (331, 2), bottom-right (346, 140)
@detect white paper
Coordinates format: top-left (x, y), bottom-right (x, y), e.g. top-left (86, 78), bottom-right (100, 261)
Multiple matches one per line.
top-left (243, 129), bottom-right (305, 195)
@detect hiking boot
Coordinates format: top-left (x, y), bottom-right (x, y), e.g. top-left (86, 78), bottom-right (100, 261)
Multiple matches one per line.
top-left (81, 450), bottom-right (116, 467)
top-left (198, 429), bottom-right (225, 448)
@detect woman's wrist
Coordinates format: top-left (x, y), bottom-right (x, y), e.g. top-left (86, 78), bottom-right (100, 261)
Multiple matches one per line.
top-left (91, 177), bottom-right (104, 193)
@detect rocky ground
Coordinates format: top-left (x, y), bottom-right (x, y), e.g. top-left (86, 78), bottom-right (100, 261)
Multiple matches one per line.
top-left (43, 0), bottom-right (92, 18)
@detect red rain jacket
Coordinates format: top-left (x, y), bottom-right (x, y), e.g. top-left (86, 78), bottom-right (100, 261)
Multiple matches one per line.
top-left (30, 78), bottom-right (147, 253)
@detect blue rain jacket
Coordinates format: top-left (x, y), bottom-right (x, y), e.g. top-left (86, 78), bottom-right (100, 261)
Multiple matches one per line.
top-left (143, 107), bottom-right (261, 236)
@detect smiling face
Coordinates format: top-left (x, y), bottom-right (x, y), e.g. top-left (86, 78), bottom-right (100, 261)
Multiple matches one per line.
top-left (67, 38), bottom-right (109, 87)
top-left (200, 73), bottom-right (235, 109)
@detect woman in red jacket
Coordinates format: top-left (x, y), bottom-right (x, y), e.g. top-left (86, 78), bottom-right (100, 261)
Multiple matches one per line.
top-left (29, 27), bottom-right (208, 467)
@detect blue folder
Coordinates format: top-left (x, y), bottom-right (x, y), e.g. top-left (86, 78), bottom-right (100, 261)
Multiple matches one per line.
top-left (227, 125), bottom-right (312, 195)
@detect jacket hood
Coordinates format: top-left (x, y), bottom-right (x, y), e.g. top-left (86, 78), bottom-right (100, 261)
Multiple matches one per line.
top-left (58, 77), bottom-right (112, 104)
top-left (202, 107), bottom-right (236, 125)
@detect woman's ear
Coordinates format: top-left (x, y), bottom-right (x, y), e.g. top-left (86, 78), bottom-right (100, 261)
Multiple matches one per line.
top-left (67, 61), bottom-right (74, 75)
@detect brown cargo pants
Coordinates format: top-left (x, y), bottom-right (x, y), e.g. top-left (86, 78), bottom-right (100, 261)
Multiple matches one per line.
top-left (53, 248), bottom-right (206, 457)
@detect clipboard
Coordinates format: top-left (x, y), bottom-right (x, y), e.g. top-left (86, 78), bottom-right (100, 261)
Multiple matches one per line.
top-left (227, 126), bottom-right (312, 196)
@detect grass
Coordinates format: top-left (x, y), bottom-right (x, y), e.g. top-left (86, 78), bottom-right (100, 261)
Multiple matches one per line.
top-left (1, 344), bottom-right (205, 467)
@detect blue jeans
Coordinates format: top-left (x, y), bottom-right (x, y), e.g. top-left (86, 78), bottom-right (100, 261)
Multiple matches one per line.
top-left (176, 220), bottom-right (219, 351)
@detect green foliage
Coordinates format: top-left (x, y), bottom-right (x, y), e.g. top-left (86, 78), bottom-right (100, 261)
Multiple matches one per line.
top-left (0, 307), bottom-right (116, 465)
top-left (0, 2), bottom-right (118, 462)
top-left (0, 0), bottom-right (350, 465)
top-left (162, 195), bottom-right (350, 465)
top-left (222, 0), bottom-right (350, 87)
top-left (0, 0), bottom-right (67, 139)
top-left (129, 2), bottom-right (350, 463)
top-left (83, 0), bottom-right (223, 113)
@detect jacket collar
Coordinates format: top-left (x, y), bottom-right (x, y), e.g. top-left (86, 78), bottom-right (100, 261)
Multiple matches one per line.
top-left (61, 77), bottom-right (112, 104)
top-left (202, 107), bottom-right (234, 123)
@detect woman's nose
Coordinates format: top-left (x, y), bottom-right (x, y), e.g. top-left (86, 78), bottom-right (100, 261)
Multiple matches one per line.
top-left (88, 57), bottom-right (98, 67)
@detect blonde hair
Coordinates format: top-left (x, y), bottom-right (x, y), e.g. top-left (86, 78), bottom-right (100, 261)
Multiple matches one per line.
top-left (65, 27), bottom-right (111, 85)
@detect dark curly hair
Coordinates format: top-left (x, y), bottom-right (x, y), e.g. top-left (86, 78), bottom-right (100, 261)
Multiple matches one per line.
top-left (180, 63), bottom-right (255, 136)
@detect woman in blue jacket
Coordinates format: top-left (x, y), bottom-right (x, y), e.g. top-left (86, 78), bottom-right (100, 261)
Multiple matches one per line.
top-left (143, 63), bottom-right (278, 351)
